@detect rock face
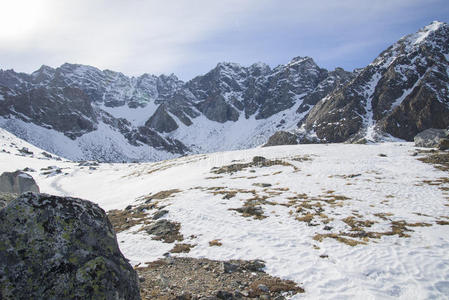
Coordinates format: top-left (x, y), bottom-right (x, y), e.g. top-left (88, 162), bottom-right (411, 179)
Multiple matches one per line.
top-left (414, 128), bottom-right (449, 147)
top-left (302, 21), bottom-right (449, 143)
top-left (0, 170), bottom-right (39, 194)
top-left (263, 131), bottom-right (298, 147)
top-left (0, 193), bottom-right (140, 299)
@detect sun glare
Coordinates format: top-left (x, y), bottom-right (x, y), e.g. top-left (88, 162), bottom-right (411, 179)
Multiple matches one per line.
top-left (0, 0), bottom-right (45, 40)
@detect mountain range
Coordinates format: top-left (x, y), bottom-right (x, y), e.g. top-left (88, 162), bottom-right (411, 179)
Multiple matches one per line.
top-left (0, 21), bottom-right (448, 162)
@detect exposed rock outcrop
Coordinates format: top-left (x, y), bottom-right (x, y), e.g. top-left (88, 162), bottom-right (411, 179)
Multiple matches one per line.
top-left (0, 170), bottom-right (39, 194)
top-left (0, 193), bottom-right (140, 299)
top-left (414, 128), bottom-right (449, 147)
top-left (303, 21), bottom-right (449, 143)
top-left (263, 131), bottom-right (298, 147)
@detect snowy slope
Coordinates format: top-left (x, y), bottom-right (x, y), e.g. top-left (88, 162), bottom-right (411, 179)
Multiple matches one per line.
top-left (1, 132), bottom-right (448, 299)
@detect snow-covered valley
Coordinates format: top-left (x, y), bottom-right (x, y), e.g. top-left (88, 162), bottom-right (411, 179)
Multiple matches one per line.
top-left (1, 128), bottom-right (448, 299)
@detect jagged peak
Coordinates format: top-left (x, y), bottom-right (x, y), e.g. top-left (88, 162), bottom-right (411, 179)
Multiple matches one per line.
top-left (409, 20), bottom-right (447, 45)
top-left (59, 62), bottom-right (102, 76)
top-left (249, 62), bottom-right (271, 71)
top-left (215, 61), bottom-right (244, 71)
top-left (288, 56), bottom-right (315, 66)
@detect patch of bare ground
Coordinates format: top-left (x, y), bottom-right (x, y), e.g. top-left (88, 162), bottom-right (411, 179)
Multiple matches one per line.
top-left (211, 156), bottom-right (299, 175)
top-left (418, 151), bottom-right (449, 172)
top-left (209, 239), bottom-right (223, 247)
top-left (107, 189), bottom-right (181, 233)
top-left (170, 243), bottom-right (196, 253)
top-left (313, 219), bottom-right (433, 246)
top-left (136, 257), bottom-right (304, 299)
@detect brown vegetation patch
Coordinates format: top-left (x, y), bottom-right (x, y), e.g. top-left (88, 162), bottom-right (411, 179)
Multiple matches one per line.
top-left (418, 152), bottom-right (449, 172)
top-left (211, 156), bottom-right (299, 174)
top-left (209, 239), bottom-right (223, 247)
top-left (107, 204), bottom-right (157, 233)
top-left (313, 219), bottom-right (433, 246)
top-left (170, 243), bottom-right (195, 253)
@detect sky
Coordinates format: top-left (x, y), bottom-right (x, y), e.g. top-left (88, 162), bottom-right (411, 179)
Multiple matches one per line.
top-left (0, 0), bottom-right (448, 81)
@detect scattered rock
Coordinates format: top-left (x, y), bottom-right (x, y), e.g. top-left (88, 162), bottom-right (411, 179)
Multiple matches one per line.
top-left (153, 209), bottom-right (169, 220)
top-left (146, 219), bottom-right (183, 243)
top-left (78, 160), bottom-right (100, 167)
top-left (263, 131), bottom-right (298, 147)
top-left (137, 257), bottom-right (303, 299)
top-left (18, 147), bottom-right (33, 155)
top-left (253, 183), bottom-right (272, 188)
top-left (0, 193), bottom-right (140, 299)
top-left (439, 138), bottom-right (449, 151)
top-left (41, 151), bottom-right (53, 158)
top-left (22, 167), bottom-right (35, 172)
top-left (414, 128), bottom-right (449, 148)
top-left (0, 170), bottom-right (40, 194)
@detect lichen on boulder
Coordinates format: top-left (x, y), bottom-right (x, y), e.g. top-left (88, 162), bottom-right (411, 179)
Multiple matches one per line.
top-left (0, 193), bottom-right (140, 300)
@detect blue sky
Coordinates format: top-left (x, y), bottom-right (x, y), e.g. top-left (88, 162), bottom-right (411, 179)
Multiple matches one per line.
top-left (0, 0), bottom-right (448, 80)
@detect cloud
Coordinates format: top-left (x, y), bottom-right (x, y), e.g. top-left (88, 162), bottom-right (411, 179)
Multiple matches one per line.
top-left (0, 0), bottom-right (448, 79)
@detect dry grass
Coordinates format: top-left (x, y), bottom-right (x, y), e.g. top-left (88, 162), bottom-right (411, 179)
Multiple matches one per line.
top-left (209, 239), bottom-right (223, 247)
top-left (170, 243), bottom-right (195, 253)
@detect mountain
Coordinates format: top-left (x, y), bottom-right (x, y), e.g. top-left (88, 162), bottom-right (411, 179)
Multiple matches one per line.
top-left (300, 21), bottom-right (449, 143)
top-left (1, 21), bottom-right (448, 161)
top-left (0, 56), bottom-right (352, 161)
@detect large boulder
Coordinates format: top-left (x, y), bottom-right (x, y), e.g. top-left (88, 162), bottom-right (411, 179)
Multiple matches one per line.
top-left (0, 193), bottom-right (140, 299)
top-left (263, 131), bottom-right (298, 147)
top-left (0, 170), bottom-right (40, 194)
top-left (414, 128), bottom-right (449, 148)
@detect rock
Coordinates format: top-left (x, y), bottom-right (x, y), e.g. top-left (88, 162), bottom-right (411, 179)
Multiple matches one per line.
top-left (18, 147), bottom-right (33, 155)
top-left (78, 160), bottom-right (99, 167)
top-left (221, 262), bottom-right (239, 274)
top-left (0, 193), bottom-right (140, 299)
top-left (146, 219), bottom-right (183, 243)
top-left (243, 260), bottom-right (265, 272)
top-left (438, 138), bottom-right (449, 150)
top-left (0, 170), bottom-right (40, 194)
top-left (41, 151), bottom-right (53, 158)
top-left (252, 156), bottom-right (267, 164)
top-left (252, 183), bottom-right (272, 188)
top-left (153, 209), bottom-right (169, 220)
top-left (414, 128), bottom-right (449, 148)
top-left (216, 290), bottom-right (234, 300)
top-left (258, 284), bottom-right (269, 292)
top-left (22, 167), bottom-right (35, 172)
top-left (263, 131), bottom-right (298, 147)
top-left (259, 295), bottom-right (271, 300)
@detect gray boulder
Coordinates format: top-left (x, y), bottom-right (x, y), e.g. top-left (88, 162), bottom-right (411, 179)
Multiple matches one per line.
top-left (0, 193), bottom-right (140, 299)
top-left (414, 128), bottom-right (449, 148)
top-left (263, 131), bottom-right (298, 147)
top-left (0, 170), bottom-right (40, 193)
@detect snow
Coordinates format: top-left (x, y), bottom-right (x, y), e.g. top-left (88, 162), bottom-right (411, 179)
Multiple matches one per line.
top-left (0, 94), bottom-right (4, 101)
top-left (1, 131), bottom-right (449, 299)
top-left (362, 73), bottom-right (381, 141)
top-left (98, 102), bottom-right (159, 126)
top-left (0, 117), bottom-right (176, 162)
top-left (167, 96), bottom-right (307, 153)
top-left (412, 21), bottom-right (443, 45)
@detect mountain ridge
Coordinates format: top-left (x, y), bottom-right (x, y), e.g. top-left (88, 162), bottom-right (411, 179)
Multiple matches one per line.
top-left (1, 21), bottom-right (448, 162)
